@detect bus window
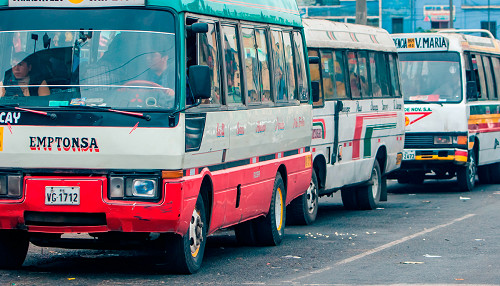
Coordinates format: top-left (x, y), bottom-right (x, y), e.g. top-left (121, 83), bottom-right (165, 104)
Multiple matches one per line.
top-left (388, 54), bottom-right (402, 98)
top-left (377, 53), bottom-right (391, 97)
top-left (333, 50), bottom-right (348, 99)
top-left (474, 54), bottom-right (488, 100)
top-left (347, 51), bottom-right (361, 99)
top-left (357, 51), bottom-right (370, 98)
top-left (256, 29), bottom-right (271, 103)
top-left (283, 31), bottom-right (297, 102)
top-left (242, 27), bottom-right (260, 103)
top-left (293, 31), bottom-right (308, 102)
top-left (482, 55), bottom-right (497, 100)
top-left (320, 49), bottom-right (335, 100)
top-left (199, 22), bottom-right (221, 105)
top-left (271, 30), bottom-right (287, 102)
top-left (309, 49), bottom-right (324, 107)
top-left (491, 57), bottom-right (500, 99)
top-left (369, 52), bottom-right (382, 98)
top-left (221, 24), bottom-right (242, 105)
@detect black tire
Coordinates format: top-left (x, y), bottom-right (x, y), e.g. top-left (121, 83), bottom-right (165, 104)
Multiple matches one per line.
top-left (341, 188), bottom-right (358, 210)
top-left (234, 220), bottom-right (257, 246)
top-left (380, 175), bottom-right (388, 202)
top-left (170, 194), bottom-right (207, 274)
top-left (477, 165), bottom-right (492, 184)
top-left (0, 230), bottom-right (29, 269)
top-left (487, 162), bottom-right (500, 184)
top-left (357, 160), bottom-right (383, 210)
top-left (457, 150), bottom-right (477, 192)
top-left (287, 169), bottom-right (319, 225)
top-left (254, 173), bottom-right (286, 246)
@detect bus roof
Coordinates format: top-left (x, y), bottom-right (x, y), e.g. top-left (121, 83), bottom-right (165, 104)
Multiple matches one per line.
top-left (303, 19), bottom-right (396, 52)
top-left (392, 30), bottom-right (500, 54)
top-left (0, 0), bottom-right (303, 27)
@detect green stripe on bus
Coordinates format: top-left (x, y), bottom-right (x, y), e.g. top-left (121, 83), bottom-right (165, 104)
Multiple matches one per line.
top-left (363, 123), bottom-right (397, 158)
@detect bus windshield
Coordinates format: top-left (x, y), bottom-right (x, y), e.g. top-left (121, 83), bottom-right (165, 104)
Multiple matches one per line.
top-left (0, 9), bottom-right (176, 110)
top-left (399, 52), bottom-right (462, 103)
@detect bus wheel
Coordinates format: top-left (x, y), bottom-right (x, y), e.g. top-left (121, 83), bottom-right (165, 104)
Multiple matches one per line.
top-left (341, 188), bottom-right (358, 210)
top-left (287, 169), bottom-right (318, 225)
top-left (487, 163), bottom-right (500, 184)
top-left (457, 151), bottom-right (477, 192)
top-left (477, 165), bottom-right (492, 184)
top-left (254, 173), bottom-right (286, 246)
top-left (234, 220), bottom-right (257, 246)
top-left (0, 230), bottom-right (29, 269)
top-left (171, 194), bottom-right (207, 274)
top-left (357, 160), bottom-right (382, 210)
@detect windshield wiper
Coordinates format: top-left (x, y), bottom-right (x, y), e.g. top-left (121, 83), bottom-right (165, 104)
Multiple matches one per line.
top-left (404, 100), bottom-right (443, 107)
top-left (62, 105), bottom-right (151, 121)
top-left (0, 104), bottom-right (57, 119)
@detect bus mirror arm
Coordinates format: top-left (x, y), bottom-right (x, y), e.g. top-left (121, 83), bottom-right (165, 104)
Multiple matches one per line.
top-left (466, 81), bottom-right (478, 100)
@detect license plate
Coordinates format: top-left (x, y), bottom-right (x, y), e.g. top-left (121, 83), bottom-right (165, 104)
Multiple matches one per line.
top-left (403, 150), bottom-right (416, 160)
top-left (45, 186), bottom-right (80, 205)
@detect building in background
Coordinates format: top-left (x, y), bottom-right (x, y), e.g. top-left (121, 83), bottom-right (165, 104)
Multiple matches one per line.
top-left (298, 0), bottom-right (500, 38)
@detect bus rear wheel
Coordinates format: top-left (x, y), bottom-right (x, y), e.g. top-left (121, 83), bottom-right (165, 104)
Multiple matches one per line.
top-left (287, 169), bottom-right (318, 225)
top-left (170, 194), bottom-right (207, 274)
top-left (357, 160), bottom-right (382, 210)
top-left (457, 150), bottom-right (477, 192)
top-left (254, 173), bottom-right (286, 246)
top-left (0, 230), bottom-right (29, 269)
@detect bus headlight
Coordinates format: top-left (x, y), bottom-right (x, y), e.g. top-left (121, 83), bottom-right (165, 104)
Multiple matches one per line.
top-left (434, 136), bottom-right (452, 144)
top-left (0, 175), bottom-right (22, 198)
top-left (132, 179), bottom-right (156, 197)
top-left (109, 176), bottom-right (159, 201)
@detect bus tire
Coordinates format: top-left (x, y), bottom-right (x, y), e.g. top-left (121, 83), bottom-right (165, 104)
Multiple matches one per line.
top-left (234, 221), bottom-right (257, 246)
top-left (170, 194), bottom-right (207, 274)
top-left (0, 230), bottom-right (29, 269)
top-left (457, 150), bottom-right (477, 192)
top-left (254, 173), bottom-right (286, 246)
top-left (380, 175), bottom-right (388, 202)
top-left (477, 165), bottom-right (492, 184)
top-left (357, 160), bottom-right (382, 210)
top-left (487, 163), bottom-right (500, 184)
top-left (341, 188), bottom-right (358, 210)
top-left (287, 169), bottom-right (318, 225)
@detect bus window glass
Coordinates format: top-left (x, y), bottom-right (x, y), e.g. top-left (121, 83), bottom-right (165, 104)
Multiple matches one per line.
top-left (347, 51), bottom-right (361, 99)
top-left (388, 54), bottom-right (401, 98)
top-left (399, 52), bottom-right (462, 103)
top-left (357, 51), bottom-right (370, 98)
top-left (474, 54), bottom-right (488, 100)
top-left (256, 29), bottom-right (271, 103)
top-left (271, 30), bottom-right (287, 102)
top-left (491, 57), bottom-right (500, 99)
top-left (309, 49), bottom-right (323, 107)
top-left (221, 25), bottom-right (242, 104)
top-left (242, 27), bottom-right (260, 103)
top-left (369, 52), bottom-right (382, 98)
top-left (320, 49), bottom-right (335, 100)
top-left (293, 31), bottom-right (308, 102)
top-left (283, 31), bottom-right (297, 102)
top-left (333, 51), bottom-right (348, 99)
top-left (481, 56), bottom-right (497, 99)
top-left (199, 22), bottom-right (221, 105)
top-left (376, 53), bottom-right (391, 97)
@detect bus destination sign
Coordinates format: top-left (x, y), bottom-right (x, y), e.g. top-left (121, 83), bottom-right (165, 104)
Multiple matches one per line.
top-left (9, 0), bottom-right (145, 8)
top-left (393, 36), bottom-right (448, 52)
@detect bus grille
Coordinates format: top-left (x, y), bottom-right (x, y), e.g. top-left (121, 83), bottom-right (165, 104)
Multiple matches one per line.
top-left (404, 134), bottom-right (435, 148)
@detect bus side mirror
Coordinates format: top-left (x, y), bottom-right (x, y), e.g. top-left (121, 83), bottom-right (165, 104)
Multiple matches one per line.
top-left (311, 81), bottom-right (320, 102)
top-left (466, 81), bottom-right (478, 100)
top-left (188, 65), bottom-right (212, 100)
top-left (187, 23), bottom-right (209, 34)
top-left (309, 56), bottom-right (319, 64)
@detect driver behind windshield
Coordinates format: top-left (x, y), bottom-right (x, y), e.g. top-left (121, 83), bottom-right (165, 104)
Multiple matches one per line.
top-left (0, 52), bottom-right (50, 97)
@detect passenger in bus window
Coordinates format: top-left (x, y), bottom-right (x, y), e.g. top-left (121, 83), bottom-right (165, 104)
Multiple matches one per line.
top-left (0, 52), bottom-right (50, 97)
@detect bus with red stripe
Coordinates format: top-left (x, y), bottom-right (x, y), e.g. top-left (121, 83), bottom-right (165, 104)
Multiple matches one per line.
top-left (0, 0), bottom-right (315, 273)
top-left (392, 30), bottom-right (500, 191)
top-left (304, 19), bottom-right (404, 211)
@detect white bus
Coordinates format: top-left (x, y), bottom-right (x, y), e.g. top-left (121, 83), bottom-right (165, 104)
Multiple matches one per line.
top-left (392, 30), bottom-right (500, 191)
top-left (303, 19), bottom-right (404, 211)
top-left (0, 0), bottom-right (314, 273)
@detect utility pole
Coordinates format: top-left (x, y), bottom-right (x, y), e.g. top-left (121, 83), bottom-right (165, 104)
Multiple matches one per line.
top-left (356, 0), bottom-right (367, 25)
top-left (449, 0), bottom-right (453, 28)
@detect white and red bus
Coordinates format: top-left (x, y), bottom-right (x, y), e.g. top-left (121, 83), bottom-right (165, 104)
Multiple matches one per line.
top-left (304, 19), bottom-right (404, 210)
top-left (0, 0), bottom-right (315, 273)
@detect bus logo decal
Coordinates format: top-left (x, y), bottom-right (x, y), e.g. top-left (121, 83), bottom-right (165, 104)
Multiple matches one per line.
top-left (216, 123), bottom-right (225, 137)
top-left (29, 136), bottom-right (100, 152)
top-left (405, 111), bottom-right (432, 125)
top-left (256, 122), bottom-right (266, 133)
top-left (353, 113), bottom-right (398, 160)
top-left (312, 119), bottom-right (325, 139)
top-left (236, 122), bottom-right (245, 136)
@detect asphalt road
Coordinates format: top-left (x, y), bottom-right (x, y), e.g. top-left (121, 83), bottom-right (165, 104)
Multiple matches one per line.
top-left (1, 179), bottom-right (499, 285)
